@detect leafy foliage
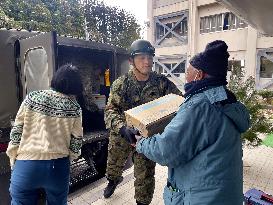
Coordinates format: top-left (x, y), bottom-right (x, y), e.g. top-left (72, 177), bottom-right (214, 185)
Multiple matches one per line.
top-left (258, 89), bottom-right (273, 105)
top-left (0, 0), bottom-right (84, 36)
top-left (84, 0), bottom-right (141, 49)
top-left (228, 65), bottom-right (273, 146)
top-left (0, 0), bottom-right (141, 49)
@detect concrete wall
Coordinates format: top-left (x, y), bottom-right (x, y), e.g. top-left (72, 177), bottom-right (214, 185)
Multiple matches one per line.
top-left (154, 0), bottom-right (185, 8)
top-left (198, 2), bottom-right (228, 17)
top-left (197, 29), bottom-right (248, 52)
top-left (147, 0), bottom-right (155, 43)
top-left (155, 45), bottom-right (188, 56)
top-left (154, 1), bottom-right (188, 16)
top-left (197, 0), bottom-right (216, 7)
top-left (257, 36), bottom-right (273, 49)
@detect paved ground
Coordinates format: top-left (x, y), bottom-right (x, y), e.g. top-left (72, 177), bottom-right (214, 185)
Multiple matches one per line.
top-left (68, 144), bottom-right (273, 205)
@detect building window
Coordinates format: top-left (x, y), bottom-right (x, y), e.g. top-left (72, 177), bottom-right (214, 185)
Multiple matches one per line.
top-left (156, 24), bottom-right (165, 39)
top-left (260, 56), bottom-right (273, 78)
top-left (204, 17), bottom-right (210, 33)
top-left (200, 12), bottom-right (247, 34)
top-left (166, 23), bottom-right (174, 38)
top-left (171, 19), bottom-right (188, 37)
top-left (155, 16), bottom-right (188, 41)
top-left (216, 14), bottom-right (223, 31)
top-left (164, 63), bottom-right (172, 76)
top-left (181, 19), bottom-right (188, 36)
top-left (228, 59), bottom-right (245, 71)
top-left (223, 13), bottom-right (230, 30)
top-left (210, 15), bottom-right (216, 32)
top-left (155, 63), bottom-right (164, 74)
top-left (154, 61), bottom-right (186, 77)
top-left (236, 16), bottom-right (247, 28)
top-left (172, 62), bottom-right (185, 74)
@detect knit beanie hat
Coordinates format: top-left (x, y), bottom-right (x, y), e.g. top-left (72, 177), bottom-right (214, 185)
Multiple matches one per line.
top-left (189, 40), bottom-right (230, 78)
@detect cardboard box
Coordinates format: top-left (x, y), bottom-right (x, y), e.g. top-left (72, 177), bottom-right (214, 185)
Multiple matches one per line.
top-left (125, 94), bottom-right (184, 137)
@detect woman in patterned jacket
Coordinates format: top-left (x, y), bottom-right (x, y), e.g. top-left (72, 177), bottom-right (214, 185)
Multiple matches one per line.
top-left (6, 64), bottom-right (83, 205)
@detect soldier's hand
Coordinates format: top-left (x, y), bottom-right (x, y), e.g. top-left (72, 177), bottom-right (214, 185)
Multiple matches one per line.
top-left (119, 126), bottom-right (139, 145)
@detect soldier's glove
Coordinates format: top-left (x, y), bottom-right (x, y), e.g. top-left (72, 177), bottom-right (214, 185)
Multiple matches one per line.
top-left (119, 126), bottom-right (139, 145)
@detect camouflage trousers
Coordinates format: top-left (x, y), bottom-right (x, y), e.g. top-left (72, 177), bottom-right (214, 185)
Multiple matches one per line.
top-left (106, 134), bottom-right (156, 204)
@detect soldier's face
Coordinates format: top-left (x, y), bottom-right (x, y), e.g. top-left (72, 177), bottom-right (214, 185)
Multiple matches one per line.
top-left (131, 54), bottom-right (153, 75)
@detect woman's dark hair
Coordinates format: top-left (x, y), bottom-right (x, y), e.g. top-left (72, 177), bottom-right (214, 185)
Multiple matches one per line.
top-left (51, 64), bottom-right (83, 95)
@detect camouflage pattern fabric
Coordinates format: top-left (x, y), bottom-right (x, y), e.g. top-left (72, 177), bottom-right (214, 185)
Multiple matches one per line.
top-left (104, 69), bottom-right (182, 204)
top-left (133, 152), bottom-right (156, 204)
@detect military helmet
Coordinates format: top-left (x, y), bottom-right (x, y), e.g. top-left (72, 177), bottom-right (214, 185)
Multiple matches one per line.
top-left (129, 39), bottom-right (155, 57)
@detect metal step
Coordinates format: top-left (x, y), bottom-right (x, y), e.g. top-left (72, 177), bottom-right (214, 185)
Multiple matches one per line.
top-left (70, 156), bottom-right (98, 187)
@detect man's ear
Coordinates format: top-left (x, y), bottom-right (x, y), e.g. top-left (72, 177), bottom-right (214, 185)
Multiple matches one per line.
top-left (203, 72), bottom-right (210, 79)
top-left (199, 70), bottom-right (206, 80)
top-left (129, 57), bottom-right (134, 65)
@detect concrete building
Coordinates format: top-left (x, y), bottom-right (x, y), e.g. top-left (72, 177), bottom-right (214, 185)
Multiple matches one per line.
top-left (147, 0), bottom-right (273, 90)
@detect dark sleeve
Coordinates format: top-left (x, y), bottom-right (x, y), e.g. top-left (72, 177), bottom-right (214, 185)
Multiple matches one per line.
top-left (162, 76), bottom-right (183, 96)
top-left (70, 112), bottom-right (83, 161)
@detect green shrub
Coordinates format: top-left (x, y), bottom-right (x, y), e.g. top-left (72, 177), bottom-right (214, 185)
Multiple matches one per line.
top-left (258, 90), bottom-right (273, 105)
top-left (228, 65), bottom-right (273, 146)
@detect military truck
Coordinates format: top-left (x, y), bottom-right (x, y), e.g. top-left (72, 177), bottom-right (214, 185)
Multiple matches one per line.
top-left (0, 29), bottom-right (130, 204)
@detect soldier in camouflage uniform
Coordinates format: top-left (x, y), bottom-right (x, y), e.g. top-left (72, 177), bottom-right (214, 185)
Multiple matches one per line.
top-left (103, 39), bottom-right (182, 205)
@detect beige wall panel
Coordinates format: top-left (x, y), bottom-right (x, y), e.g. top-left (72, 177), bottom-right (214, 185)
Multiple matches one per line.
top-left (155, 45), bottom-right (188, 56)
top-left (159, 58), bottom-right (182, 64)
top-left (158, 37), bottom-right (186, 47)
top-left (228, 51), bottom-right (246, 60)
top-left (147, 0), bottom-right (154, 42)
top-left (154, 0), bottom-right (187, 8)
top-left (197, 29), bottom-right (248, 52)
top-left (245, 26), bottom-right (258, 77)
top-left (154, 1), bottom-right (188, 16)
top-left (257, 37), bottom-right (273, 49)
top-left (198, 3), bottom-right (229, 17)
top-left (197, 0), bottom-right (216, 7)
top-left (161, 16), bottom-right (185, 24)
top-left (188, 0), bottom-right (198, 57)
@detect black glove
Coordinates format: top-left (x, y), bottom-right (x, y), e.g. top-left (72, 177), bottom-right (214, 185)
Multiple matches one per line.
top-left (119, 126), bottom-right (139, 145)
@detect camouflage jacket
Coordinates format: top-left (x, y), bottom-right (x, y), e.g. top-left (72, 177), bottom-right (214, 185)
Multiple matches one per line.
top-left (104, 69), bottom-right (182, 135)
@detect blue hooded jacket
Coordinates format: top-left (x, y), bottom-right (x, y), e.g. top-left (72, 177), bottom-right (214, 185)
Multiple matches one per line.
top-left (136, 86), bottom-right (250, 205)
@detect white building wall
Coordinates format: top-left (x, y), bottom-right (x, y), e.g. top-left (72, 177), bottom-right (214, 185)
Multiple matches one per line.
top-left (197, 29), bottom-right (248, 52)
top-left (147, 0), bottom-right (155, 44)
top-left (245, 27), bottom-right (258, 77)
top-left (148, 0), bottom-right (273, 90)
top-left (188, 0), bottom-right (198, 57)
top-left (257, 37), bottom-right (273, 49)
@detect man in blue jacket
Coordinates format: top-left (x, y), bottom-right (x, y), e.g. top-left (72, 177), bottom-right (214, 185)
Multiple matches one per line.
top-left (134, 40), bottom-right (250, 205)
